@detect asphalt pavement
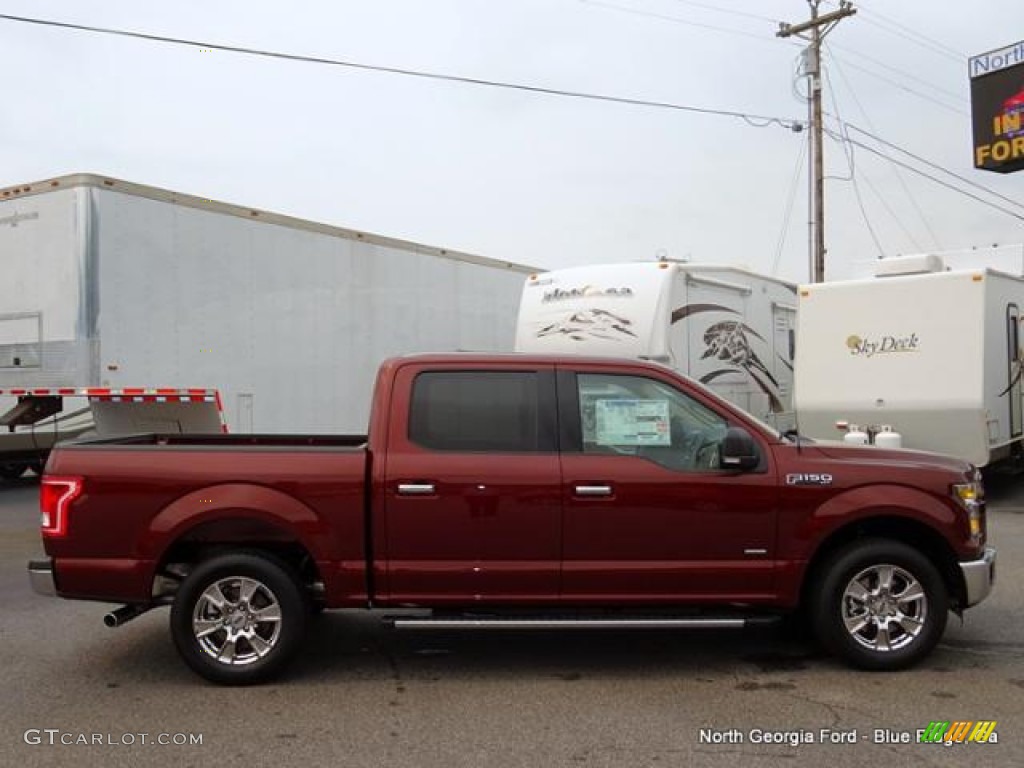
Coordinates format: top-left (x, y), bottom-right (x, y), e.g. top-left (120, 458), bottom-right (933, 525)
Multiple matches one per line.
top-left (1, 474), bottom-right (1021, 768)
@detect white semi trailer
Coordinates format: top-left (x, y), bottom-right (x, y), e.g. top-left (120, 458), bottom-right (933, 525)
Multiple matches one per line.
top-left (0, 173), bottom-right (533, 479)
top-left (515, 261), bottom-right (798, 430)
top-left (795, 254), bottom-right (1024, 467)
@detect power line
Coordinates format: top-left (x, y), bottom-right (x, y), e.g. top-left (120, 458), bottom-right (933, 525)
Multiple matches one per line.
top-left (846, 124), bottom-right (1024, 215)
top-left (827, 48), bottom-right (941, 250)
top-left (858, 16), bottom-right (962, 62)
top-left (822, 0), bottom-right (964, 61)
top-left (771, 133), bottom-right (808, 276)
top-left (829, 55), bottom-right (969, 115)
top-left (664, 0), bottom-right (781, 25)
top-left (858, 171), bottom-right (926, 253)
top-left (852, 2), bottom-right (965, 60)
top-left (823, 71), bottom-right (887, 257)
top-left (579, 0), bottom-right (789, 45)
top-left (838, 134), bottom-right (1024, 223)
top-left (0, 12), bottom-right (803, 128)
top-left (828, 42), bottom-right (966, 103)
top-left (848, 155), bottom-right (887, 258)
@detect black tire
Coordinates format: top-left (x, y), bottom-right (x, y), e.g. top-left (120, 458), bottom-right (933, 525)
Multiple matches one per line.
top-left (0, 463), bottom-right (27, 481)
top-left (811, 539), bottom-right (948, 671)
top-left (170, 552), bottom-right (308, 685)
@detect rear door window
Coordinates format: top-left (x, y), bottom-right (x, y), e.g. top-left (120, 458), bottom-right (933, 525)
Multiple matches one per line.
top-left (410, 371), bottom-right (551, 452)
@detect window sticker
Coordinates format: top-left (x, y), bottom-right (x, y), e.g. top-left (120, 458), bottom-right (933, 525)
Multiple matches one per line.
top-left (594, 399), bottom-right (670, 446)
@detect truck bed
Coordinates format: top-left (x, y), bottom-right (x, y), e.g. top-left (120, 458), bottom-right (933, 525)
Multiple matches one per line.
top-left (44, 434), bottom-right (370, 606)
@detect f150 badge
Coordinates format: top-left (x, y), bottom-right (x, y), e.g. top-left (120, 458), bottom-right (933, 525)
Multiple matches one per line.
top-left (786, 473), bottom-right (834, 486)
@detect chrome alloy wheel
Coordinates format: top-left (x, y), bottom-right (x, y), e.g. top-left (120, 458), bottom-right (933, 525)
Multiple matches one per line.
top-left (192, 577), bottom-right (283, 666)
top-left (841, 563), bottom-right (927, 653)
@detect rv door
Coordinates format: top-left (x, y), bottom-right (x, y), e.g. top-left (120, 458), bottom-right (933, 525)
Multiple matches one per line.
top-left (1008, 304), bottom-right (1022, 440)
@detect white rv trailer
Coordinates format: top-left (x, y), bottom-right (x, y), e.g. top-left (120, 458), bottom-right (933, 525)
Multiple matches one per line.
top-left (515, 262), bottom-right (798, 429)
top-left (794, 255), bottom-right (1024, 467)
top-left (0, 173), bottom-right (534, 478)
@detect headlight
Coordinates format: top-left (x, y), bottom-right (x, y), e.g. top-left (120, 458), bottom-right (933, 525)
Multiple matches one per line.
top-left (952, 477), bottom-right (985, 539)
top-left (954, 483), bottom-right (979, 502)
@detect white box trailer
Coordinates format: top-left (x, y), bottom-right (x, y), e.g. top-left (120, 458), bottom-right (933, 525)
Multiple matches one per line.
top-left (514, 261), bottom-right (798, 430)
top-left (794, 255), bottom-right (1024, 467)
top-left (0, 173), bottom-right (533, 478)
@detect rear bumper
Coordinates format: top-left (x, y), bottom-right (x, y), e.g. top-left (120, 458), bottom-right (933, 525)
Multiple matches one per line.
top-left (959, 547), bottom-right (996, 608)
top-left (28, 559), bottom-right (56, 597)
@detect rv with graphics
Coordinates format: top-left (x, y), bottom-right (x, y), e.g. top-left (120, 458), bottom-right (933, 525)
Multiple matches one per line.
top-left (795, 254), bottom-right (1024, 467)
top-left (515, 262), bottom-right (798, 431)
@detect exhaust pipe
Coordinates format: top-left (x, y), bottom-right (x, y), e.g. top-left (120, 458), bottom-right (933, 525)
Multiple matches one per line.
top-left (103, 604), bottom-right (151, 628)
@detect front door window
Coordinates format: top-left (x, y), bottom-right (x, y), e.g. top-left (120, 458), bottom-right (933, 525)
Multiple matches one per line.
top-left (578, 373), bottom-right (729, 472)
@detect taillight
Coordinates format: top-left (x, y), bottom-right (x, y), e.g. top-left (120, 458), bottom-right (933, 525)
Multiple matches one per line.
top-left (40, 476), bottom-right (83, 537)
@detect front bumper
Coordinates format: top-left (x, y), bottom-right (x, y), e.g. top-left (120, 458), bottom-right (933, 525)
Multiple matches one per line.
top-left (959, 547), bottom-right (996, 607)
top-left (28, 559), bottom-right (56, 597)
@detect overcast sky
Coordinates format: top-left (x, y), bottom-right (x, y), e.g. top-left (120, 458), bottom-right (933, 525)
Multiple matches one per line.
top-left (1, 0), bottom-right (1022, 282)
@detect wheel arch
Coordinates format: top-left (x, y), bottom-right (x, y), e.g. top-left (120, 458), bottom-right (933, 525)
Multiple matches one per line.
top-left (801, 514), bottom-right (966, 612)
top-left (147, 483), bottom-right (329, 598)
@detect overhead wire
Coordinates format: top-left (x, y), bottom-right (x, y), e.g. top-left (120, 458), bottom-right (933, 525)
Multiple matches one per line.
top-left (822, 69), bottom-right (887, 257)
top-left (846, 124), bottom-right (1024, 215)
top-left (5, 9), bottom-right (1015, 238)
top-left (578, 0), bottom-right (794, 45)
top-left (826, 56), bottom-right (969, 115)
top-left (663, 0), bottom-right (782, 25)
top-left (826, 46), bottom-right (941, 250)
top-left (848, 1), bottom-right (966, 61)
top-left (821, 0), bottom-right (965, 61)
top-left (0, 12), bottom-right (803, 128)
top-left (836, 135), bottom-right (1024, 224)
top-left (582, 1), bottom-right (966, 116)
top-left (827, 42), bottom-right (966, 104)
top-left (771, 133), bottom-right (808, 276)
top-left (858, 172), bottom-right (926, 253)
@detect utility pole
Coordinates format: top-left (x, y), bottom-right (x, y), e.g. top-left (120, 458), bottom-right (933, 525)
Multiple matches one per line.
top-left (777, 1), bottom-right (856, 283)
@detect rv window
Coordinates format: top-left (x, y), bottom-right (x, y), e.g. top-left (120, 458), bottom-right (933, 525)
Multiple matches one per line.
top-left (577, 374), bottom-right (728, 472)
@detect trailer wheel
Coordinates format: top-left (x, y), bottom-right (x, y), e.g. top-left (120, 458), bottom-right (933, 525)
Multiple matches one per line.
top-left (170, 552), bottom-right (308, 685)
top-left (811, 539), bottom-right (947, 671)
top-left (0, 464), bottom-right (27, 481)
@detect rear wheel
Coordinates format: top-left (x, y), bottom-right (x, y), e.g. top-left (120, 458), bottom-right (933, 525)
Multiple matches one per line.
top-left (811, 539), bottom-right (948, 671)
top-left (170, 552), bottom-right (308, 685)
top-left (0, 464), bottom-right (26, 481)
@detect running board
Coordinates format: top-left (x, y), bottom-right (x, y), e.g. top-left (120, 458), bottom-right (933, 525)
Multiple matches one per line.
top-left (392, 617), bottom-right (773, 631)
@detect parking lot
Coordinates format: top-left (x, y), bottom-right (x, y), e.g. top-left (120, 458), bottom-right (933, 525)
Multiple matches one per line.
top-left (1, 475), bottom-right (1021, 768)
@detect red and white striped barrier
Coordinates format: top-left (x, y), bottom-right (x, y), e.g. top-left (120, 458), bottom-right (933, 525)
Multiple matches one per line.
top-left (0, 387), bottom-right (228, 432)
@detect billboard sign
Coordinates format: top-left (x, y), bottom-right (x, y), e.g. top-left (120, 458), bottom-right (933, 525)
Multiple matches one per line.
top-left (969, 40), bottom-right (1024, 173)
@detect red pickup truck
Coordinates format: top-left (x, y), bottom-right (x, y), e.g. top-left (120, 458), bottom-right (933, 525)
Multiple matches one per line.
top-left (29, 354), bottom-right (996, 684)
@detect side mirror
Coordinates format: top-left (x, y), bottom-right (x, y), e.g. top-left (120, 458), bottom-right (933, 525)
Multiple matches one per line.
top-left (720, 427), bottom-right (760, 471)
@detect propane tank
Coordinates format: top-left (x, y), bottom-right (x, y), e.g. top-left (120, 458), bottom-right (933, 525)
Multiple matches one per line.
top-left (874, 425), bottom-right (903, 450)
top-left (844, 424), bottom-right (869, 445)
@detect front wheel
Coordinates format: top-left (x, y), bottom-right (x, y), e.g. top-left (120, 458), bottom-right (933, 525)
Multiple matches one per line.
top-left (811, 539), bottom-right (948, 671)
top-left (170, 552), bottom-right (308, 685)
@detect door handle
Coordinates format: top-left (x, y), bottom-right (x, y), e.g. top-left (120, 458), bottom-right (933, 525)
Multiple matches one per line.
top-left (575, 484), bottom-right (613, 497)
top-left (397, 483), bottom-right (436, 496)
